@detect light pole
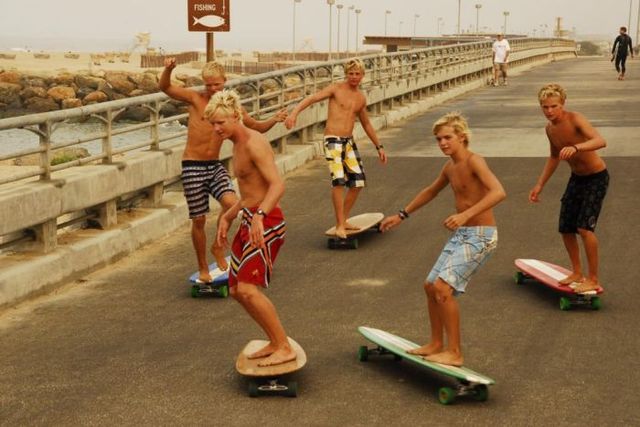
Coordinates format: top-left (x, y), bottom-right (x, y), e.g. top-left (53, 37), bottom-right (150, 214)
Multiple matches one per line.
top-left (475, 4), bottom-right (481, 35)
top-left (385, 10), bottom-right (391, 36)
top-left (413, 13), bottom-right (420, 38)
top-left (399, 21), bottom-right (403, 36)
top-left (292, 0), bottom-right (301, 61)
top-left (346, 5), bottom-right (354, 53)
top-left (327, 0), bottom-right (335, 60)
top-left (457, 0), bottom-right (461, 35)
top-left (355, 8), bottom-right (361, 52)
top-left (336, 4), bottom-right (343, 54)
top-left (437, 17), bottom-right (444, 36)
top-left (503, 11), bottom-right (510, 35)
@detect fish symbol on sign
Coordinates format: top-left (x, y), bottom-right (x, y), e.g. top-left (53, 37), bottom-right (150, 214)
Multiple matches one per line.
top-left (193, 15), bottom-right (226, 28)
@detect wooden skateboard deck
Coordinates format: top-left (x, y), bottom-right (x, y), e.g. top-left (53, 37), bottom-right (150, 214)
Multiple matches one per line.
top-left (514, 258), bottom-right (604, 310)
top-left (188, 256), bottom-right (231, 298)
top-left (325, 212), bottom-right (384, 249)
top-left (358, 326), bottom-right (494, 405)
top-left (236, 337), bottom-right (306, 397)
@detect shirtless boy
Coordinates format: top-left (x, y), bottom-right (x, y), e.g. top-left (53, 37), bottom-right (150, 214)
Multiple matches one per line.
top-left (160, 58), bottom-right (286, 282)
top-left (205, 90), bottom-right (294, 367)
top-left (529, 84), bottom-right (609, 293)
top-left (380, 112), bottom-right (506, 367)
top-left (284, 58), bottom-right (387, 239)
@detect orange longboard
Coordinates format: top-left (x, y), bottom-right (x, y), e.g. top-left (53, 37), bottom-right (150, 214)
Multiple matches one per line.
top-left (514, 258), bottom-right (604, 310)
top-left (324, 212), bottom-right (384, 249)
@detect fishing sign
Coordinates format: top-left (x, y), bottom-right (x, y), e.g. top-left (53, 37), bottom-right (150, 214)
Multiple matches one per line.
top-left (187, 0), bottom-right (230, 32)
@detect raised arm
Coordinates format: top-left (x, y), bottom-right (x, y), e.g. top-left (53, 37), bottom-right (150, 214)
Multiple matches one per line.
top-left (284, 84), bottom-right (335, 129)
top-left (159, 57), bottom-right (198, 104)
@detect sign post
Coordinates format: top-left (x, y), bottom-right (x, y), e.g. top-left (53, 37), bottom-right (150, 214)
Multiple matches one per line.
top-left (187, 0), bottom-right (230, 61)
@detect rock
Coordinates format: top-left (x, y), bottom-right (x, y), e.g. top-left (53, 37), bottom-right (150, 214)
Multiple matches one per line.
top-left (185, 76), bottom-right (203, 87)
top-left (23, 77), bottom-right (47, 88)
top-left (54, 72), bottom-right (75, 86)
top-left (104, 71), bottom-right (135, 95)
top-left (75, 74), bottom-right (104, 90)
top-left (75, 86), bottom-right (95, 100)
top-left (14, 147), bottom-right (90, 166)
top-left (82, 90), bottom-right (109, 104)
top-left (24, 96), bottom-right (59, 112)
top-left (61, 98), bottom-right (82, 109)
top-left (0, 82), bottom-right (22, 104)
top-left (116, 106), bottom-right (150, 122)
top-left (20, 86), bottom-right (48, 100)
top-left (159, 102), bottom-right (178, 117)
top-left (47, 85), bottom-right (76, 102)
top-left (0, 71), bottom-right (21, 85)
top-left (137, 73), bottom-right (159, 93)
top-left (128, 89), bottom-right (145, 97)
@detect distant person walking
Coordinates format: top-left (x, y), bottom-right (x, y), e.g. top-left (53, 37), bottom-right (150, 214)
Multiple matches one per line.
top-left (611, 26), bottom-right (634, 80)
top-left (492, 34), bottom-right (510, 86)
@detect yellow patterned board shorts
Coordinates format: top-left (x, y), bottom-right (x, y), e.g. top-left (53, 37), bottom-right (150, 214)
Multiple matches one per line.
top-left (323, 135), bottom-right (366, 188)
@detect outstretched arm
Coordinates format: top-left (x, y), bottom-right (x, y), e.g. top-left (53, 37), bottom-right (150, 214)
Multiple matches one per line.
top-left (159, 57), bottom-right (198, 104)
top-left (242, 107), bottom-right (288, 133)
top-left (284, 85), bottom-right (335, 129)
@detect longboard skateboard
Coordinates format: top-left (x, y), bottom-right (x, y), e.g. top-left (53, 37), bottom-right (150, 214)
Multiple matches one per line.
top-left (236, 337), bottom-right (307, 397)
top-left (514, 258), bottom-right (604, 311)
top-left (358, 326), bottom-right (494, 405)
top-left (324, 212), bottom-right (384, 249)
top-left (188, 256), bottom-right (231, 298)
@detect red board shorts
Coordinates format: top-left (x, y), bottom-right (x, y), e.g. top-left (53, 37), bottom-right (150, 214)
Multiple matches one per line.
top-left (229, 207), bottom-right (286, 288)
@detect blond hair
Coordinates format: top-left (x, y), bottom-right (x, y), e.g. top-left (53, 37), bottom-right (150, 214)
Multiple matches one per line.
top-left (204, 89), bottom-right (243, 120)
top-left (538, 83), bottom-right (567, 103)
top-left (202, 61), bottom-right (226, 80)
top-left (432, 112), bottom-right (472, 145)
top-left (344, 58), bottom-right (365, 73)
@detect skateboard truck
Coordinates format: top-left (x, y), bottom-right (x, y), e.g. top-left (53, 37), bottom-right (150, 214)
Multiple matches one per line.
top-left (248, 378), bottom-right (298, 397)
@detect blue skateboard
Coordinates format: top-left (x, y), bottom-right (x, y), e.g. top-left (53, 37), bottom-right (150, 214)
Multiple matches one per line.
top-left (188, 256), bottom-right (231, 298)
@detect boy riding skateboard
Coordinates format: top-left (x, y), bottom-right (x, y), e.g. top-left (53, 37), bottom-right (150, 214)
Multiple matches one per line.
top-left (284, 58), bottom-right (387, 239)
top-left (205, 90), bottom-right (294, 367)
top-left (160, 58), bottom-right (287, 283)
top-left (380, 112), bottom-right (506, 367)
top-left (529, 84), bottom-right (609, 293)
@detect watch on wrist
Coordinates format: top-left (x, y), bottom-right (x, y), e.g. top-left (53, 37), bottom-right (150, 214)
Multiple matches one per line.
top-left (255, 208), bottom-right (266, 217)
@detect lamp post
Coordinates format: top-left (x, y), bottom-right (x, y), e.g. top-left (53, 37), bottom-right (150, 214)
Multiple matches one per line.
top-left (355, 8), bottom-right (361, 52)
top-left (503, 11), bottom-right (510, 35)
top-left (327, 0), bottom-right (335, 60)
top-left (475, 4), bottom-right (481, 35)
top-left (437, 17), bottom-right (444, 36)
top-left (457, 0), bottom-right (461, 35)
top-left (292, 0), bottom-right (302, 61)
top-left (413, 13), bottom-right (420, 38)
top-left (346, 5), bottom-right (354, 53)
top-left (385, 10), bottom-right (391, 36)
top-left (399, 21), bottom-right (403, 36)
top-left (336, 4), bottom-right (343, 54)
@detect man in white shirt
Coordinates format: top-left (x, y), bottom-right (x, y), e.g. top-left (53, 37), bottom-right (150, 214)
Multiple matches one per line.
top-left (492, 34), bottom-right (511, 86)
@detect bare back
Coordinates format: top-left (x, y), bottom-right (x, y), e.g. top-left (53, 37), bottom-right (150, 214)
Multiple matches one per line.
top-left (325, 83), bottom-right (367, 136)
top-left (443, 154), bottom-right (497, 227)
top-left (183, 92), bottom-right (224, 161)
top-left (546, 111), bottom-right (606, 175)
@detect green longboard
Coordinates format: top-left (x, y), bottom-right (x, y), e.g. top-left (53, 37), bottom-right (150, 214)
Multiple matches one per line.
top-left (358, 326), bottom-right (495, 404)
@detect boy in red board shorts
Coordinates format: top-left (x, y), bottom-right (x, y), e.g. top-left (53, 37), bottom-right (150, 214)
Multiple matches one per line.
top-left (529, 84), bottom-right (609, 293)
top-left (380, 112), bottom-right (506, 367)
top-left (204, 90), bottom-right (294, 367)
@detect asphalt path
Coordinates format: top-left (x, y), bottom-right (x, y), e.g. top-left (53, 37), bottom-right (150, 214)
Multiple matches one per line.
top-left (1, 57), bottom-right (639, 426)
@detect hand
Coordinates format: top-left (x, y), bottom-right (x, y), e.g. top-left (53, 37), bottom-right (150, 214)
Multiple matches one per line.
top-left (380, 215), bottom-right (402, 232)
top-left (250, 216), bottom-right (266, 250)
top-left (273, 108), bottom-right (288, 122)
top-left (528, 185), bottom-right (542, 203)
top-left (610, 54), bottom-right (615, 62)
top-left (284, 115), bottom-right (296, 130)
top-left (377, 148), bottom-right (388, 164)
top-left (443, 213), bottom-right (468, 231)
top-left (558, 145), bottom-right (578, 160)
top-left (216, 215), bottom-right (232, 248)
top-left (164, 57), bottom-right (177, 69)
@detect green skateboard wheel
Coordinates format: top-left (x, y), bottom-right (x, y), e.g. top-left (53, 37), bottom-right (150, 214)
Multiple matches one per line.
top-left (286, 381), bottom-right (298, 397)
top-left (248, 381), bottom-right (259, 397)
top-left (190, 286), bottom-right (199, 298)
top-left (357, 345), bottom-right (369, 362)
top-left (473, 384), bottom-right (489, 402)
top-left (559, 296), bottom-right (572, 311)
top-left (219, 285), bottom-right (229, 298)
top-left (590, 296), bottom-right (602, 310)
top-left (438, 386), bottom-right (456, 405)
top-left (514, 271), bottom-right (525, 285)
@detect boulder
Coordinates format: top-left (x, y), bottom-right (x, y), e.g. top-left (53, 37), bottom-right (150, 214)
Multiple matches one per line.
top-left (0, 82), bottom-right (22, 104)
top-left (61, 98), bottom-right (82, 109)
top-left (128, 89), bottom-right (145, 97)
top-left (54, 72), bottom-right (75, 86)
top-left (75, 74), bottom-right (104, 90)
top-left (159, 102), bottom-right (179, 117)
top-left (82, 90), bottom-right (109, 104)
top-left (137, 73), bottom-right (159, 93)
top-left (20, 86), bottom-right (48, 100)
top-left (104, 71), bottom-right (135, 95)
top-left (24, 96), bottom-right (59, 112)
top-left (0, 71), bottom-right (22, 85)
top-left (116, 106), bottom-right (150, 122)
top-left (47, 85), bottom-right (76, 102)
top-left (185, 76), bottom-right (203, 87)
top-left (23, 77), bottom-right (47, 88)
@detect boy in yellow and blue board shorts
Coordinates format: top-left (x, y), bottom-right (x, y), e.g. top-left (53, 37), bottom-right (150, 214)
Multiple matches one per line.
top-left (381, 112), bottom-right (506, 367)
top-left (285, 58), bottom-right (387, 238)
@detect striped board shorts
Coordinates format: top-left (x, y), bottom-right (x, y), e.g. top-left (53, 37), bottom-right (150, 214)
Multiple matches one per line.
top-left (181, 160), bottom-right (235, 219)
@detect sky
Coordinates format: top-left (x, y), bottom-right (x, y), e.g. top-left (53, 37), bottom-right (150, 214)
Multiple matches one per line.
top-left (0, 0), bottom-right (637, 53)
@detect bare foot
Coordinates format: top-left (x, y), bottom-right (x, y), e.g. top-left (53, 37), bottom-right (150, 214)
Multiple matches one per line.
top-left (257, 347), bottom-right (297, 367)
top-left (210, 243), bottom-right (229, 271)
top-left (198, 271), bottom-right (213, 283)
top-left (247, 343), bottom-right (276, 359)
top-left (407, 342), bottom-right (443, 356)
top-left (573, 279), bottom-right (600, 294)
top-left (559, 273), bottom-right (584, 286)
top-left (345, 221), bottom-right (360, 231)
top-left (425, 351), bottom-right (464, 367)
top-left (334, 227), bottom-right (347, 239)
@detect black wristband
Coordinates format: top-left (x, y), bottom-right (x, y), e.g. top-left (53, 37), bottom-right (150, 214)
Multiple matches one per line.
top-left (398, 209), bottom-right (409, 220)
top-left (376, 144), bottom-right (384, 151)
top-left (573, 145), bottom-right (579, 153)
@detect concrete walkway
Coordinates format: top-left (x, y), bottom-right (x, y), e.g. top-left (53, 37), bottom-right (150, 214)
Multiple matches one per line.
top-left (1, 57), bottom-right (639, 426)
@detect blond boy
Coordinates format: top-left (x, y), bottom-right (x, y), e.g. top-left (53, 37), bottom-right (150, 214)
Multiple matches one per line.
top-left (380, 112), bottom-right (506, 367)
top-left (285, 58), bottom-right (387, 239)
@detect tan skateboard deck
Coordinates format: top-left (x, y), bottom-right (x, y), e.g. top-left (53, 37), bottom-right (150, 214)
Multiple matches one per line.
top-left (325, 212), bottom-right (384, 249)
top-left (236, 337), bottom-right (306, 397)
